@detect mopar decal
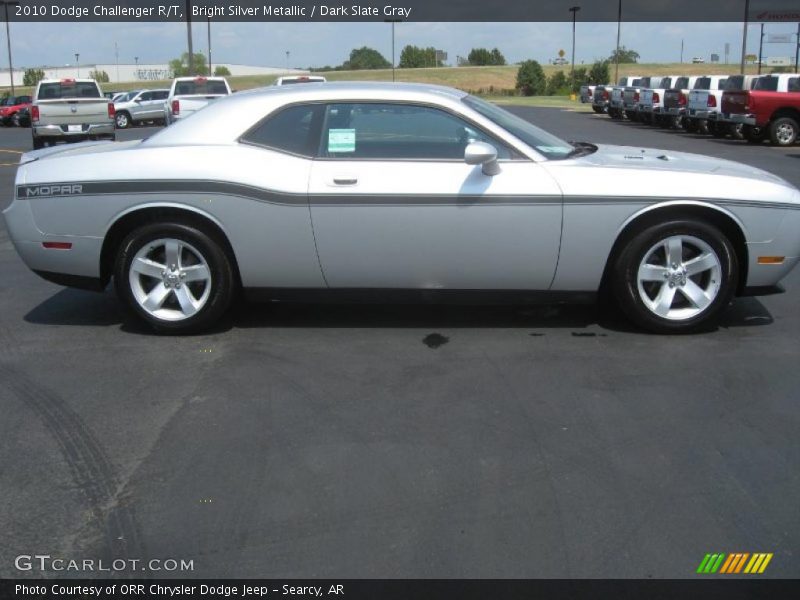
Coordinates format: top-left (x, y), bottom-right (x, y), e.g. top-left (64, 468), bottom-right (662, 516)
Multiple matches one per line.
top-left (20, 184), bottom-right (84, 198)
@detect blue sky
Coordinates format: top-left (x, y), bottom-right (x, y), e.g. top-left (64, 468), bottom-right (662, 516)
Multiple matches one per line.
top-left (7, 21), bottom-right (800, 69)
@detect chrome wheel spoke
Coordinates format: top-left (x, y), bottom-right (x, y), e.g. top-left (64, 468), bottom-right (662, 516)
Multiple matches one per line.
top-left (174, 285), bottom-right (199, 317)
top-left (142, 284), bottom-right (171, 311)
top-left (665, 236), bottom-right (683, 267)
top-left (638, 263), bottom-right (668, 282)
top-left (683, 252), bottom-right (717, 276)
top-left (165, 240), bottom-right (181, 269)
top-left (652, 283), bottom-right (677, 317)
top-left (679, 280), bottom-right (712, 310)
top-left (131, 257), bottom-right (165, 279)
top-left (181, 264), bottom-right (210, 283)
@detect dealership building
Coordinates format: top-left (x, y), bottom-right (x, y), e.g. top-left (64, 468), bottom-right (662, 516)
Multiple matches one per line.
top-left (0, 63), bottom-right (305, 87)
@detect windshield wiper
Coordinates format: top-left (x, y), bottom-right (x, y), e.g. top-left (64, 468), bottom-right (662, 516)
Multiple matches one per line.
top-left (564, 141), bottom-right (598, 159)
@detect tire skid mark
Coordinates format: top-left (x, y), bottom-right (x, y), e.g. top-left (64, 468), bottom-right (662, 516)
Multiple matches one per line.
top-left (0, 364), bottom-right (146, 565)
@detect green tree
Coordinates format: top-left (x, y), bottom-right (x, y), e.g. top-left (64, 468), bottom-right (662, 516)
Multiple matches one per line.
top-left (343, 46), bottom-right (391, 70)
top-left (169, 52), bottom-right (209, 76)
top-left (571, 66), bottom-right (588, 92)
top-left (546, 71), bottom-right (570, 95)
top-left (588, 60), bottom-right (610, 85)
top-left (468, 48), bottom-right (493, 66)
top-left (23, 68), bottom-right (45, 87)
top-left (89, 69), bottom-right (109, 83)
top-left (213, 65), bottom-right (231, 76)
top-left (515, 60), bottom-right (546, 96)
top-left (490, 48), bottom-right (506, 66)
top-left (608, 46), bottom-right (640, 64)
top-left (399, 45), bottom-right (442, 68)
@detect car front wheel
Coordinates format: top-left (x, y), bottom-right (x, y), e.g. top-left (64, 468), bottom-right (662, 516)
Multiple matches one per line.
top-left (612, 221), bottom-right (738, 333)
top-left (115, 111), bottom-right (131, 129)
top-left (114, 222), bottom-right (235, 333)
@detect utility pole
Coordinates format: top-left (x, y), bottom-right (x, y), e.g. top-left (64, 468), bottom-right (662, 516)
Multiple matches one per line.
top-left (207, 16), bottom-right (211, 75)
top-left (285, 50), bottom-right (289, 70)
top-left (796, 23), bottom-right (799, 72)
top-left (115, 41), bottom-right (119, 82)
top-left (740, 0), bottom-right (750, 75)
top-left (757, 23), bottom-right (764, 75)
top-left (185, 0), bottom-right (194, 75)
top-left (614, 0), bottom-right (622, 83)
top-left (75, 53), bottom-right (79, 78)
top-left (2, 1), bottom-right (19, 95)
top-left (680, 39), bottom-right (684, 63)
top-left (569, 6), bottom-right (580, 89)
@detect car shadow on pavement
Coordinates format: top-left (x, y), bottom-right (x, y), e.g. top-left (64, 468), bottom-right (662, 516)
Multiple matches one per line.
top-left (23, 288), bottom-right (774, 336)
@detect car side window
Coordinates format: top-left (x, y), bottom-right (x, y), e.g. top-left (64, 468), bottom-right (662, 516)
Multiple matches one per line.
top-left (153, 91), bottom-right (169, 100)
top-left (788, 78), bottom-right (800, 93)
top-left (139, 92), bottom-right (153, 101)
top-left (240, 104), bottom-right (324, 157)
top-left (318, 102), bottom-right (513, 160)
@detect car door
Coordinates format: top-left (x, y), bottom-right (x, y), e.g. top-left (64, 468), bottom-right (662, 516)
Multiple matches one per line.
top-left (307, 102), bottom-right (563, 290)
top-left (148, 90), bottom-right (169, 120)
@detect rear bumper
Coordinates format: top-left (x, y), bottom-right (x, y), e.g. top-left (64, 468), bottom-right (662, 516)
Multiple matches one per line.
top-left (33, 122), bottom-right (115, 138)
top-left (664, 107), bottom-right (686, 116)
top-left (730, 113), bottom-right (757, 126)
top-left (688, 108), bottom-right (716, 119)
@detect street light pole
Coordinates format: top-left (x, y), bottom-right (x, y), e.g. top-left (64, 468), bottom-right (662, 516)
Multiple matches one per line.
top-left (2, 1), bottom-right (19, 95)
top-left (740, 0), bottom-right (750, 75)
top-left (134, 55), bottom-right (139, 79)
top-left (796, 23), bottom-right (799, 72)
top-left (757, 23), bottom-right (764, 75)
top-left (384, 19), bottom-right (401, 82)
top-left (207, 17), bottom-right (211, 75)
top-left (569, 6), bottom-right (580, 89)
top-left (185, 0), bottom-right (194, 75)
top-left (614, 0), bottom-right (622, 83)
top-left (75, 53), bottom-right (79, 78)
top-left (285, 50), bottom-right (289, 70)
top-left (115, 41), bottom-right (119, 82)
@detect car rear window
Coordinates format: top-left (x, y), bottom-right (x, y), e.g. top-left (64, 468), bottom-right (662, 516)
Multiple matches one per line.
top-left (725, 76), bottom-right (744, 90)
top-left (788, 78), bottom-right (800, 92)
top-left (674, 77), bottom-right (689, 89)
top-left (174, 80), bottom-right (228, 95)
top-left (281, 77), bottom-right (325, 85)
top-left (754, 77), bottom-right (779, 91)
top-left (37, 81), bottom-right (101, 100)
top-left (694, 77), bottom-right (712, 90)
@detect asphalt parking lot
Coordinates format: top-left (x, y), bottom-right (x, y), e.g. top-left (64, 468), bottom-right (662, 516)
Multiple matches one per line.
top-left (1, 111), bottom-right (798, 579)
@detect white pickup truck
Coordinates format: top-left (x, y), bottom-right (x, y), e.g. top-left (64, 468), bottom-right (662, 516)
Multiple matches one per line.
top-left (621, 76), bottom-right (661, 121)
top-left (607, 76), bottom-right (641, 119)
top-left (164, 76), bottom-right (231, 125)
top-left (30, 78), bottom-right (115, 149)
top-left (637, 76), bottom-right (681, 125)
top-left (685, 75), bottom-right (729, 134)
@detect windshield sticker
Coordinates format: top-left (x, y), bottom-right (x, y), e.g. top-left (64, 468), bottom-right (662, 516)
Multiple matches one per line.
top-left (329, 129), bottom-right (356, 153)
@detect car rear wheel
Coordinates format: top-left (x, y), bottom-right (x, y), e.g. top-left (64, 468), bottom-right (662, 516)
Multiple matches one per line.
top-left (114, 222), bottom-right (235, 333)
top-left (115, 111), bottom-right (131, 129)
top-left (743, 125), bottom-right (766, 144)
top-left (769, 117), bottom-right (798, 147)
top-left (32, 136), bottom-right (44, 150)
top-left (592, 106), bottom-right (605, 114)
top-left (612, 220), bottom-right (737, 333)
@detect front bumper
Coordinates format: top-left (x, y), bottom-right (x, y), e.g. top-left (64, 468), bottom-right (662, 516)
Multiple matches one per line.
top-left (33, 122), bottom-right (115, 139)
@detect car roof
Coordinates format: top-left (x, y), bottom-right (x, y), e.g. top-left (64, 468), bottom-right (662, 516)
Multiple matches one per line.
top-left (145, 82), bottom-right (470, 147)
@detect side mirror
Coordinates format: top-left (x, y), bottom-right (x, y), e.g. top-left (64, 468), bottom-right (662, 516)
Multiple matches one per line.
top-left (464, 141), bottom-right (500, 176)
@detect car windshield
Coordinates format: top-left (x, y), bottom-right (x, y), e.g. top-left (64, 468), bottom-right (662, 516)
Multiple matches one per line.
top-left (462, 95), bottom-right (575, 160)
top-left (37, 81), bottom-right (101, 99)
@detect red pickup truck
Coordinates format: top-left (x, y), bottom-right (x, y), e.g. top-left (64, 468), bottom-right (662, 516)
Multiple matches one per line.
top-left (0, 94), bottom-right (32, 126)
top-left (721, 73), bottom-right (800, 146)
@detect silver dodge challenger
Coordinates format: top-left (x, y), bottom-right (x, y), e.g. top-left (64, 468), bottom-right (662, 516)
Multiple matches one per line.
top-left (4, 82), bottom-right (800, 333)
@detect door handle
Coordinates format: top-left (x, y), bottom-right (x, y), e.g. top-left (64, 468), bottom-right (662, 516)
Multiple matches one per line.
top-left (332, 176), bottom-right (358, 186)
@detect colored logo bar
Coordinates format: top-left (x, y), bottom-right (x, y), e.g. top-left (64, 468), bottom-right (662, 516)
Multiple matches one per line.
top-left (697, 553), bottom-right (773, 574)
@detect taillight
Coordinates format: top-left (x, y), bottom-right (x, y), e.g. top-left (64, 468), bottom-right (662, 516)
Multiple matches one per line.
top-left (31, 105), bottom-right (39, 121)
top-left (707, 95), bottom-right (717, 108)
top-left (653, 92), bottom-right (660, 103)
top-left (171, 100), bottom-right (180, 115)
top-left (603, 90), bottom-right (609, 100)
top-left (107, 102), bottom-right (115, 118)
top-left (588, 89), bottom-right (593, 97)
top-left (42, 242), bottom-right (72, 250)
top-left (634, 91), bottom-right (640, 102)
top-left (679, 93), bottom-right (687, 106)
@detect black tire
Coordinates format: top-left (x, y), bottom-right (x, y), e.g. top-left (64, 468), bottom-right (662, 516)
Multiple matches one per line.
top-left (624, 110), bottom-right (637, 121)
top-left (115, 111), bottom-right (132, 129)
top-left (592, 105), bottom-right (605, 114)
top-left (743, 125), bottom-right (766, 144)
top-left (32, 136), bottom-right (44, 150)
top-left (114, 222), bottom-right (235, 334)
top-left (697, 119), bottom-right (709, 135)
top-left (768, 116), bottom-right (798, 147)
top-left (683, 118), bottom-right (699, 133)
top-left (710, 122), bottom-right (729, 138)
top-left (611, 220), bottom-right (738, 334)
top-left (731, 123), bottom-right (745, 140)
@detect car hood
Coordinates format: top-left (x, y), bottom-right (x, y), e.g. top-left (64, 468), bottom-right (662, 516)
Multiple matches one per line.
top-left (19, 140), bottom-right (141, 165)
top-left (579, 143), bottom-right (792, 186)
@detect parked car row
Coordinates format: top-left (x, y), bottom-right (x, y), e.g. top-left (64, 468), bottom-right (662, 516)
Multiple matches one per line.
top-left (587, 73), bottom-right (800, 146)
